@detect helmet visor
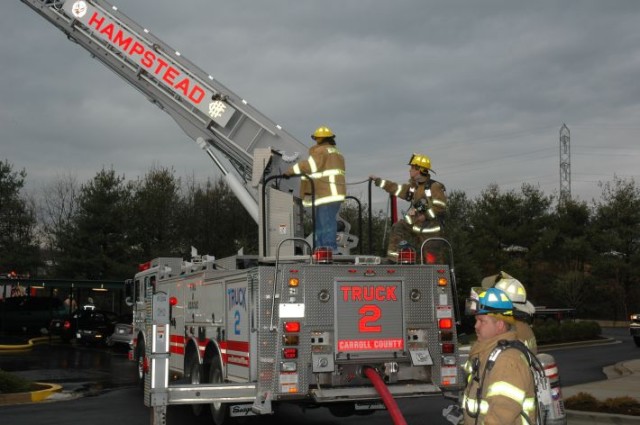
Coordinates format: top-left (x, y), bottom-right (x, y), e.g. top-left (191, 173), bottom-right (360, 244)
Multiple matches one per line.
top-left (465, 287), bottom-right (484, 315)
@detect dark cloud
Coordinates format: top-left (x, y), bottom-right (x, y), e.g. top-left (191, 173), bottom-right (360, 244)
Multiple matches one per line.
top-left (2, 0), bottom-right (640, 207)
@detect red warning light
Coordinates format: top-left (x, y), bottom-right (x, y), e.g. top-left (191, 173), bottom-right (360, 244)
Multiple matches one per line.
top-left (439, 318), bottom-right (453, 329)
top-left (284, 321), bottom-right (300, 333)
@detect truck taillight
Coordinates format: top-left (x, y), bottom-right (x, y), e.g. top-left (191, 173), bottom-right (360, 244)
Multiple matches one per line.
top-left (439, 318), bottom-right (453, 329)
top-left (284, 321), bottom-right (300, 333)
top-left (398, 247), bottom-right (416, 264)
top-left (442, 343), bottom-right (455, 354)
top-left (282, 348), bottom-right (298, 359)
top-left (425, 252), bottom-right (437, 264)
top-left (313, 247), bottom-right (333, 264)
top-left (288, 277), bottom-right (299, 287)
top-left (437, 277), bottom-right (448, 287)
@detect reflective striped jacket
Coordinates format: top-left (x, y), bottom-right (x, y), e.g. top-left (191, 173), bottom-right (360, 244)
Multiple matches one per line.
top-left (462, 330), bottom-right (537, 424)
top-left (374, 174), bottom-right (446, 233)
top-left (287, 142), bottom-right (346, 207)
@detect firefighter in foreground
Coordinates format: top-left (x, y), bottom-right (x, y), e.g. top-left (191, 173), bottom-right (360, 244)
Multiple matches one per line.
top-left (285, 126), bottom-right (346, 251)
top-left (462, 288), bottom-right (537, 424)
top-left (482, 271), bottom-right (537, 354)
top-left (370, 153), bottom-right (446, 263)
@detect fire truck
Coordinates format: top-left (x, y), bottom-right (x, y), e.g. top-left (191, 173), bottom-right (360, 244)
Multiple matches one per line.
top-left (21, 1), bottom-right (464, 423)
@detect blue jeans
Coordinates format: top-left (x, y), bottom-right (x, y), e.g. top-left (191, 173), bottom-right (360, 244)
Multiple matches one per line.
top-left (314, 202), bottom-right (342, 250)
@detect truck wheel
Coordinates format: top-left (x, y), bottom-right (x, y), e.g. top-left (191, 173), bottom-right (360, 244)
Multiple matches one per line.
top-left (634, 336), bottom-right (640, 347)
top-left (209, 358), bottom-right (230, 425)
top-left (189, 354), bottom-right (204, 417)
top-left (136, 341), bottom-right (146, 390)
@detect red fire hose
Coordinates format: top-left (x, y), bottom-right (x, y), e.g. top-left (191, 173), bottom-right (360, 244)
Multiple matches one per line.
top-left (363, 366), bottom-right (408, 425)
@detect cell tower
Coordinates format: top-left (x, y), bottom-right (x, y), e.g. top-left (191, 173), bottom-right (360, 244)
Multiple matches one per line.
top-left (559, 123), bottom-right (571, 203)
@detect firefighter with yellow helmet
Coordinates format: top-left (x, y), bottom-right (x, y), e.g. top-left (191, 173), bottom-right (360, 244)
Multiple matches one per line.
top-left (462, 287), bottom-right (537, 424)
top-left (370, 153), bottom-right (447, 263)
top-left (285, 126), bottom-right (346, 250)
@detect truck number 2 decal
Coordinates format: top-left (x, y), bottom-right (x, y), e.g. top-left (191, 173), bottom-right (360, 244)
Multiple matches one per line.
top-left (234, 310), bottom-right (241, 335)
top-left (358, 305), bottom-right (382, 332)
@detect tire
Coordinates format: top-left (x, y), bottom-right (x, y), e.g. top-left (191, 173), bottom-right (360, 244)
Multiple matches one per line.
top-left (209, 358), bottom-right (230, 425)
top-left (634, 336), bottom-right (640, 347)
top-left (189, 354), bottom-right (204, 417)
top-left (136, 340), bottom-right (146, 390)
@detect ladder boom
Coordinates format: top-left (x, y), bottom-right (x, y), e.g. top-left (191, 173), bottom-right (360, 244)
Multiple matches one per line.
top-left (21, 0), bottom-right (307, 221)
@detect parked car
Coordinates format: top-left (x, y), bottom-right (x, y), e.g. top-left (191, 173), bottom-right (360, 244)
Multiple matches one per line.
top-left (75, 309), bottom-right (119, 345)
top-left (49, 307), bottom-right (86, 342)
top-left (0, 296), bottom-right (68, 335)
top-left (630, 313), bottom-right (640, 347)
top-left (49, 313), bottom-right (76, 343)
top-left (107, 313), bottom-right (133, 350)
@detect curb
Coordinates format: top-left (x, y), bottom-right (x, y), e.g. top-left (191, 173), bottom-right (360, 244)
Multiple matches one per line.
top-left (566, 410), bottom-right (640, 425)
top-left (0, 382), bottom-right (62, 406)
top-left (0, 336), bottom-right (53, 351)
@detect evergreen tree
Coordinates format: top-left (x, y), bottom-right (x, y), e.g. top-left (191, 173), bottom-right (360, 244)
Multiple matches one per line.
top-left (180, 178), bottom-right (257, 258)
top-left (129, 166), bottom-right (184, 262)
top-left (589, 176), bottom-right (640, 320)
top-left (55, 168), bottom-right (133, 280)
top-left (0, 159), bottom-right (40, 276)
top-left (548, 199), bottom-right (593, 311)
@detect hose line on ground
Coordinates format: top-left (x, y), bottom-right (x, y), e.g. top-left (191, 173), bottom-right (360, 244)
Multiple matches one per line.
top-left (363, 366), bottom-right (408, 425)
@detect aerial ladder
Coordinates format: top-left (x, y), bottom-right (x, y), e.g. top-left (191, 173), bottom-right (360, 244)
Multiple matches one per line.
top-left (21, 0), bottom-right (307, 231)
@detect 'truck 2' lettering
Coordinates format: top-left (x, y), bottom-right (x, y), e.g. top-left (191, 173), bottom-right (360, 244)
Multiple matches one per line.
top-left (340, 285), bottom-right (398, 302)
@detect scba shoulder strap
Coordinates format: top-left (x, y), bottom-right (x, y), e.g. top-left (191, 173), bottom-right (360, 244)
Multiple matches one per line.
top-left (486, 339), bottom-right (549, 425)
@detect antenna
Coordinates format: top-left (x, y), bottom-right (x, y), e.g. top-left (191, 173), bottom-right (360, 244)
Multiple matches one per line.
top-left (559, 124), bottom-right (571, 203)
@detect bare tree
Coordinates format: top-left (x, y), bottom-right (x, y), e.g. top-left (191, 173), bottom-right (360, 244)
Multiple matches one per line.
top-left (37, 173), bottom-right (79, 268)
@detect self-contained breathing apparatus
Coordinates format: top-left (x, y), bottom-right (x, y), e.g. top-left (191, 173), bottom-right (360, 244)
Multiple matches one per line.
top-left (444, 339), bottom-right (564, 425)
top-left (443, 287), bottom-right (566, 425)
top-left (487, 339), bottom-right (550, 425)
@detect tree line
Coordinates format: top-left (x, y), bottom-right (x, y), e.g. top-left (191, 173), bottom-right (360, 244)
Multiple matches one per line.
top-left (1, 158), bottom-right (638, 321)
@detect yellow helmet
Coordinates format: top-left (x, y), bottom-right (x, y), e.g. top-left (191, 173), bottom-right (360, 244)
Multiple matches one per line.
top-left (408, 153), bottom-right (431, 171)
top-left (311, 126), bottom-right (335, 140)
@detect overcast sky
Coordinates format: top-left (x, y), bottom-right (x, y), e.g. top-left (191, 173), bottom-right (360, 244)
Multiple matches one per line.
top-left (3, 0), bottom-right (640, 209)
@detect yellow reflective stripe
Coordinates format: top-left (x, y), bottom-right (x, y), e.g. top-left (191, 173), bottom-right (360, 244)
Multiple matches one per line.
top-left (404, 214), bottom-right (414, 225)
top-left (326, 147), bottom-right (341, 155)
top-left (379, 179), bottom-right (387, 188)
top-left (412, 224), bottom-right (441, 234)
top-left (394, 187), bottom-right (403, 197)
top-left (427, 209), bottom-right (436, 218)
top-left (293, 164), bottom-right (302, 174)
top-left (523, 397), bottom-right (536, 417)
top-left (308, 169), bottom-right (345, 179)
top-left (328, 175), bottom-right (339, 197)
top-left (301, 194), bottom-right (346, 207)
top-left (462, 394), bottom-right (489, 416)
top-left (432, 199), bottom-right (446, 207)
top-left (425, 189), bottom-right (432, 197)
top-left (486, 381), bottom-right (526, 404)
top-left (308, 156), bottom-right (318, 173)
